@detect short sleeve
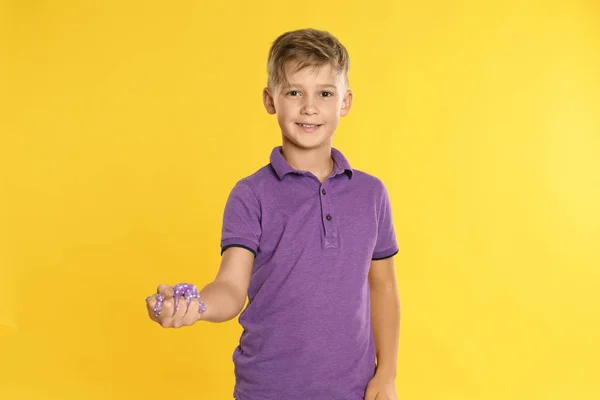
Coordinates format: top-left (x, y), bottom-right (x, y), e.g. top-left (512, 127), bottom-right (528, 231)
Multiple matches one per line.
top-left (372, 181), bottom-right (399, 260)
top-left (220, 180), bottom-right (261, 257)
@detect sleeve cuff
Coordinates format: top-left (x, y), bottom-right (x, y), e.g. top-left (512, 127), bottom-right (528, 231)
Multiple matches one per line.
top-left (221, 237), bottom-right (258, 257)
top-left (372, 248), bottom-right (399, 260)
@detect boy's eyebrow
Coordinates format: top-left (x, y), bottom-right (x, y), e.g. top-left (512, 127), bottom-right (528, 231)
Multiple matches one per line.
top-left (284, 83), bottom-right (338, 90)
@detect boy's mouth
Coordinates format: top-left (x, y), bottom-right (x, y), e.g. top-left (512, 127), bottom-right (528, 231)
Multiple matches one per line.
top-left (295, 123), bottom-right (322, 129)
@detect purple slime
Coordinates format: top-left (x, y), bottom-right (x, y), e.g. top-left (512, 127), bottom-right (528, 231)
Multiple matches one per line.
top-left (152, 283), bottom-right (206, 317)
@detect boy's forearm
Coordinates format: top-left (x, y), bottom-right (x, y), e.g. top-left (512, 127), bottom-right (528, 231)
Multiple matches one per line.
top-left (371, 286), bottom-right (401, 378)
top-left (198, 280), bottom-right (246, 323)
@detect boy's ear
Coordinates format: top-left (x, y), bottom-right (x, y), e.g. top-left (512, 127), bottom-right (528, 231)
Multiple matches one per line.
top-left (263, 87), bottom-right (276, 115)
top-left (340, 89), bottom-right (353, 117)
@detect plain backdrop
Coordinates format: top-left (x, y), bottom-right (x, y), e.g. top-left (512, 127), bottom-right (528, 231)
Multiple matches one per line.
top-left (1, 0), bottom-right (599, 399)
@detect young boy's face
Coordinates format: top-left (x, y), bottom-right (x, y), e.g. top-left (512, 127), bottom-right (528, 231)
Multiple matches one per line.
top-left (263, 61), bottom-right (352, 151)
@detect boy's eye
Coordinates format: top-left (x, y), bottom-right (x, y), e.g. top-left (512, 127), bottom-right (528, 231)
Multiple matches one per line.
top-left (288, 90), bottom-right (300, 96)
top-left (321, 91), bottom-right (333, 97)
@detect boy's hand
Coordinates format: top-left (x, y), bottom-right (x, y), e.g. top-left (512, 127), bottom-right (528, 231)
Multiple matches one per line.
top-left (364, 373), bottom-right (398, 400)
top-left (146, 284), bottom-right (204, 328)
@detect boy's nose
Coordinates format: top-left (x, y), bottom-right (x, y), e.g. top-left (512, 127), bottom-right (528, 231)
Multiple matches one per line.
top-left (300, 100), bottom-right (318, 115)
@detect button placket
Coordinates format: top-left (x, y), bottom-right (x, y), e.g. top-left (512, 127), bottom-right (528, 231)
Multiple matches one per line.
top-left (320, 183), bottom-right (338, 249)
top-left (320, 184), bottom-right (329, 233)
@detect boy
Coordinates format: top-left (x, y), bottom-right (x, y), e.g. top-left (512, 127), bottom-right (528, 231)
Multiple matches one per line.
top-left (146, 28), bottom-right (400, 400)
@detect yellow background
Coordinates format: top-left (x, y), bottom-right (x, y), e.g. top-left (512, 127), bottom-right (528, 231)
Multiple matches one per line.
top-left (1, 0), bottom-right (599, 399)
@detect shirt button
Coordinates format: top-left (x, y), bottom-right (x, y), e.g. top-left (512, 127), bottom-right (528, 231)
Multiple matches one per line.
top-left (322, 189), bottom-right (327, 195)
top-left (326, 214), bottom-right (332, 221)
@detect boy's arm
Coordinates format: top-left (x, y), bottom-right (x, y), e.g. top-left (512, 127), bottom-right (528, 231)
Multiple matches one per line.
top-left (369, 256), bottom-right (401, 379)
top-left (198, 246), bottom-right (254, 323)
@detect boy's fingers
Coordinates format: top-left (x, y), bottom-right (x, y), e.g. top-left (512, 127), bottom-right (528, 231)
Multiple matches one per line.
top-left (157, 298), bottom-right (175, 327)
top-left (147, 295), bottom-right (169, 325)
top-left (146, 295), bottom-right (160, 321)
top-left (182, 299), bottom-right (201, 326)
top-left (160, 298), bottom-right (175, 317)
top-left (171, 298), bottom-right (188, 328)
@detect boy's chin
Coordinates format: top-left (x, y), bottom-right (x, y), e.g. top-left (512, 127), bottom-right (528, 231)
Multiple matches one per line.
top-left (282, 135), bottom-right (333, 151)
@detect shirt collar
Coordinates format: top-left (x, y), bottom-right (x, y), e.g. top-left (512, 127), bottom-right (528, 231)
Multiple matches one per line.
top-left (270, 146), bottom-right (353, 180)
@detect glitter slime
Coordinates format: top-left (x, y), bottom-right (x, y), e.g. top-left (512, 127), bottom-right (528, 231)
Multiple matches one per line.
top-left (151, 283), bottom-right (207, 318)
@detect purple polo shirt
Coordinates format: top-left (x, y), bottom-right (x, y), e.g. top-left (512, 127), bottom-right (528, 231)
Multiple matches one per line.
top-left (220, 146), bottom-right (398, 400)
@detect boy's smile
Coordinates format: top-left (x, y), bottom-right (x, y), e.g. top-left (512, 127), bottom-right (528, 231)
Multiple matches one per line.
top-left (295, 122), bottom-right (322, 132)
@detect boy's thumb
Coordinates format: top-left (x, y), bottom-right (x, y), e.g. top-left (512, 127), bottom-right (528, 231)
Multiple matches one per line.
top-left (156, 284), bottom-right (174, 299)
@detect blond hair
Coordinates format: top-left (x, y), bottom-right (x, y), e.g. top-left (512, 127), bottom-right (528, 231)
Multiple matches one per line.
top-left (266, 28), bottom-right (350, 91)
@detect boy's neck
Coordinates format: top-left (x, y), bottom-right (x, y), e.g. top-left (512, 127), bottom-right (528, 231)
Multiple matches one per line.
top-left (281, 142), bottom-right (334, 183)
